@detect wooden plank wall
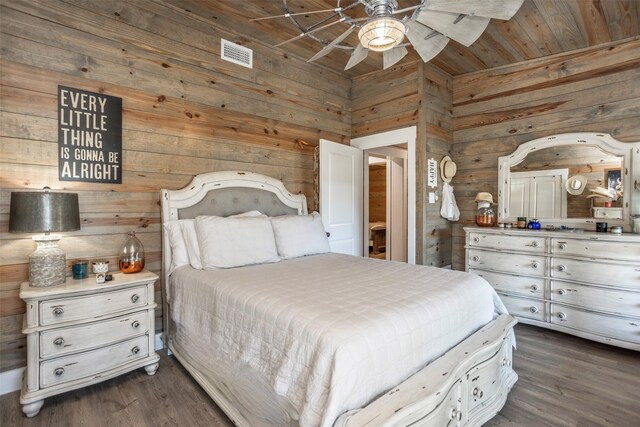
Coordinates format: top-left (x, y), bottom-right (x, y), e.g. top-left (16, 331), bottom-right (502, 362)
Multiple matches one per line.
top-left (368, 164), bottom-right (386, 223)
top-left (450, 37), bottom-right (640, 270)
top-left (352, 62), bottom-right (453, 267)
top-left (0, 0), bottom-right (350, 373)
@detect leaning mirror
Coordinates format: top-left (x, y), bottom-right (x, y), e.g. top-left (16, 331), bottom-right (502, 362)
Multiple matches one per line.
top-left (498, 133), bottom-right (640, 229)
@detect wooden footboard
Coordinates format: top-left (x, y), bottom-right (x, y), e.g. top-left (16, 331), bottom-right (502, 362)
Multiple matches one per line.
top-left (334, 314), bottom-right (518, 427)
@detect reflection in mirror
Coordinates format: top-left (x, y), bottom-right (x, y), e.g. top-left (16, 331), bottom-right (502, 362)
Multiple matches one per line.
top-left (509, 145), bottom-right (623, 219)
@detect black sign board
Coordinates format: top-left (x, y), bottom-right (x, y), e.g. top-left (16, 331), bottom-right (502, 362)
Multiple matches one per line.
top-left (58, 86), bottom-right (122, 183)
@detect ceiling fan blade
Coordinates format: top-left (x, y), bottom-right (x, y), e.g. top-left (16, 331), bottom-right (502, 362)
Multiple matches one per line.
top-left (249, 8), bottom-right (339, 22)
top-left (416, 10), bottom-right (489, 47)
top-left (308, 26), bottom-right (355, 62)
top-left (275, 17), bottom-right (348, 47)
top-left (405, 20), bottom-right (449, 63)
top-left (345, 44), bottom-right (369, 70)
top-left (424, 0), bottom-right (525, 21)
top-left (383, 46), bottom-right (408, 69)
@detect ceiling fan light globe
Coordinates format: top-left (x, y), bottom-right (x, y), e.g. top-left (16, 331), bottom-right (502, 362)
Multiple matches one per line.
top-left (358, 18), bottom-right (405, 52)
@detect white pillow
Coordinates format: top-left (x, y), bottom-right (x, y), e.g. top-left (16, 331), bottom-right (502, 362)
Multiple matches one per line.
top-left (164, 221), bottom-right (190, 273)
top-left (195, 216), bottom-right (280, 269)
top-left (270, 212), bottom-right (330, 259)
top-left (230, 210), bottom-right (266, 218)
top-left (180, 219), bottom-right (203, 269)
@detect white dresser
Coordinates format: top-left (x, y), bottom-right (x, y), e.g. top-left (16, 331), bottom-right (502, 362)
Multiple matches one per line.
top-left (465, 227), bottom-right (640, 350)
top-left (19, 271), bottom-right (160, 417)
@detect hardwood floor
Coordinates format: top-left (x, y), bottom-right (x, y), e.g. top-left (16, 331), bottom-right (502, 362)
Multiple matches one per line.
top-left (1, 324), bottom-right (638, 426)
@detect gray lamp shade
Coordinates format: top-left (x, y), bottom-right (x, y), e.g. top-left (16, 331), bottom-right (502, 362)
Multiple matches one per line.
top-left (9, 191), bottom-right (81, 233)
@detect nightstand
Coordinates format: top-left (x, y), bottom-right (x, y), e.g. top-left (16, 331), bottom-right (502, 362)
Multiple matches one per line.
top-left (19, 271), bottom-right (160, 417)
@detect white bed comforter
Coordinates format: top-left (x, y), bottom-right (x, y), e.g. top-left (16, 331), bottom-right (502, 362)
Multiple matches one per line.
top-left (170, 253), bottom-right (507, 427)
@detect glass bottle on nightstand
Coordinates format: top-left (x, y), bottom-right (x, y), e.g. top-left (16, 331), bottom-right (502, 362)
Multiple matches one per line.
top-left (119, 231), bottom-right (145, 273)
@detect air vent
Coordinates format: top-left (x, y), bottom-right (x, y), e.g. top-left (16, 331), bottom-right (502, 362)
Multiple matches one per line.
top-left (221, 39), bottom-right (253, 68)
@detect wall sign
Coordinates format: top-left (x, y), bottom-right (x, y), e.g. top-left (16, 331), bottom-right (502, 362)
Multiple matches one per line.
top-left (58, 86), bottom-right (122, 183)
top-left (427, 158), bottom-right (438, 189)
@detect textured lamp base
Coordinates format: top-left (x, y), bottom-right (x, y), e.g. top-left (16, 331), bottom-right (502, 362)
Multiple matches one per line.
top-left (29, 235), bottom-right (66, 287)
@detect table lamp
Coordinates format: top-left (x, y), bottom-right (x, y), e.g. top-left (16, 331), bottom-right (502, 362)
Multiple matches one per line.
top-left (9, 188), bottom-right (80, 287)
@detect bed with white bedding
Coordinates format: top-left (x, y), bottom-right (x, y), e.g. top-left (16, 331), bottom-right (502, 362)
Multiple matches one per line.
top-left (161, 171), bottom-right (517, 427)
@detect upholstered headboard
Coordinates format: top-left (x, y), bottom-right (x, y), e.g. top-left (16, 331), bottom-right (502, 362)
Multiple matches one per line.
top-left (159, 171), bottom-right (307, 334)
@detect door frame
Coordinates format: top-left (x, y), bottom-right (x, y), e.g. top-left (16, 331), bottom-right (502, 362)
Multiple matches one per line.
top-left (351, 126), bottom-right (416, 264)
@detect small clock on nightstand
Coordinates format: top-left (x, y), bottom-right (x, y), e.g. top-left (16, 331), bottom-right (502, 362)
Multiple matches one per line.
top-left (19, 271), bottom-right (161, 417)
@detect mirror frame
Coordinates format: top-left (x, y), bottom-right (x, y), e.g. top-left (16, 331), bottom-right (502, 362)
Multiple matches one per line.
top-left (498, 132), bottom-right (640, 229)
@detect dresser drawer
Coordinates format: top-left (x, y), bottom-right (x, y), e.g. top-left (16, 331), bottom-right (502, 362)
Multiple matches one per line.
top-left (498, 294), bottom-right (545, 322)
top-left (550, 258), bottom-right (640, 289)
top-left (468, 249), bottom-right (546, 277)
top-left (551, 238), bottom-right (640, 262)
top-left (40, 335), bottom-right (148, 388)
top-left (469, 232), bottom-right (546, 253)
top-left (466, 340), bottom-right (512, 415)
top-left (550, 281), bottom-right (640, 318)
top-left (40, 286), bottom-right (148, 326)
top-left (40, 311), bottom-right (149, 359)
top-left (550, 304), bottom-right (640, 344)
top-left (469, 269), bottom-right (545, 298)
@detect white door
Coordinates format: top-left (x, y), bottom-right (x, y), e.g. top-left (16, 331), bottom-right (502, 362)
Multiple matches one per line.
top-left (387, 156), bottom-right (407, 262)
top-left (530, 175), bottom-right (563, 218)
top-left (509, 177), bottom-right (529, 218)
top-left (320, 139), bottom-right (364, 256)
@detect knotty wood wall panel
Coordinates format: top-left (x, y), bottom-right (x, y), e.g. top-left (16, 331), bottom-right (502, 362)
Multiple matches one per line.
top-left (450, 37), bottom-right (640, 270)
top-left (368, 164), bottom-right (386, 224)
top-left (0, 0), bottom-right (350, 372)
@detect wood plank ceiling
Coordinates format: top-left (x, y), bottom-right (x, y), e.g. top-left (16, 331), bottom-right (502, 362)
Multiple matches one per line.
top-left (167, 0), bottom-right (640, 76)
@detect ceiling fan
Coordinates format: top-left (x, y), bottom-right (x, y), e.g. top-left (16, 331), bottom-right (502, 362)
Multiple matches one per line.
top-left (251, 0), bottom-right (525, 70)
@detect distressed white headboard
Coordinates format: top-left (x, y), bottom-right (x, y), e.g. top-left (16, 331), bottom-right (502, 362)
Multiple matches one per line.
top-left (160, 171), bottom-right (308, 335)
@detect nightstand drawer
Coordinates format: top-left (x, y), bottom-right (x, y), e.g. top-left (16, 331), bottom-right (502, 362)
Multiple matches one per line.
top-left (40, 286), bottom-right (148, 326)
top-left (40, 335), bottom-right (149, 388)
top-left (40, 311), bottom-right (149, 359)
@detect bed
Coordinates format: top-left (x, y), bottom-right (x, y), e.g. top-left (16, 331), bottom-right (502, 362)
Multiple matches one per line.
top-left (161, 171), bottom-right (517, 427)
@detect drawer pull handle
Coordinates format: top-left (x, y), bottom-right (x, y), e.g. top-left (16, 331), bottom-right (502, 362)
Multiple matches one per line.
top-left (559, 243), bottom-right (567, 250)
top-left (473, 237), bottom-right (480, 243)
top-left (472, 387), bottom-right (484, 398)
top-left (558, 312), bottom-right (567, 320)
top-left (131, 346), bottom-right (140, 355)
top-left (502, 358), bottom-right (512, 367)
top-left (53, 307), bottom-right (64, 316)
top-left (53, 337), bottom-right (65, 347)
top-left (532, 261), bottom-right (539, 269)
top-left (558, 265), bottom-right (567, 272)
top-left (530, 306), bottom-right (539, 314)
top-left (472, 256), bottom-right (479, 262)
top-left (132, 320), bottom-right (141, 329)
top-left (531, 241), bottom-right (539, 247)
top-left (558, 289), bottom-right (566, 296)
top-left (450, 408), bottom-right (462, 421)
top-left (54, 367), bottom-right (65, 376)
top-left (531, 284), bottom-right (539, 291)
top-left (131, 294), bottom-right (140, 303)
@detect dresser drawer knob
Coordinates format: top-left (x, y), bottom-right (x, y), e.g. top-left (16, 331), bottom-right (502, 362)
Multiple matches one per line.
top-left (131, 320), bottom-right (141, 329)
top-left (532, 261), bottom-right (539, 269)
top-left (559, 243), bottom-right (567, 250)
top-left (529, 306), bottom-right (539, 314)
top-left (531, 241), bottom-right (539, 247)
top-left (472, 387), bottom-right (484, 398)
top-left (53, 307), bottom-right (64, 316)
top-left (472, 256), bottom-right (479, 262)
top-left (558, 289), bottom-right (566, 296)
top-left (450, 408), bottom-right (463, 421)
top-left (558, 312), bottom-right (567, 320)
top-left (473, 237), bottom-right (480, 243)
top-left (531, 284), bottom-right (539, 291)
top-left (53, 337), bottom-right (65, 347)
top-left (131, 294), bottom-right (140, 303)
top-left (54, 367), bottom-right (65, 376)
top-left (131, 346), bottom-right (140, 355)
top-left (558, 265), bottom-right (567, 272)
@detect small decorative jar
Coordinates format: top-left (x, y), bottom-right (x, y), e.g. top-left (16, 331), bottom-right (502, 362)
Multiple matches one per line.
top-left (517, 217), bottom-right (527, 229)
top-left (527, 219), bottom-right (541, 230)
top-left (119, 231), bottom-right (145, 274)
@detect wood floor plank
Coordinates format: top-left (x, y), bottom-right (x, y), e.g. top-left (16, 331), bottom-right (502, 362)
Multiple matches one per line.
top-left (1, 324), bottom-right (638, 426)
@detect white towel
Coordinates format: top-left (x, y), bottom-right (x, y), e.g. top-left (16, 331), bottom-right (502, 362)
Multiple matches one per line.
top-left (440, 182), bottom-right (460, 221)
